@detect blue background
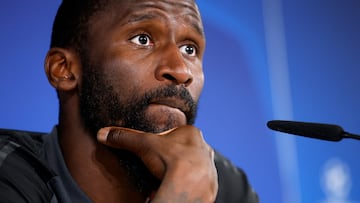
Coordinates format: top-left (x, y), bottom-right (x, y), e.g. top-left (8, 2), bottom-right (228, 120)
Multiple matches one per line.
top-left (1, 1), bottom-right (359, 202)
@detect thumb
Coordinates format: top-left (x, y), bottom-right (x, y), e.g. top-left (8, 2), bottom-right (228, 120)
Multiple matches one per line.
top-left (97, 126), bottom-right (165, 179)
top-left (97, 127), bottom-right (151, 155)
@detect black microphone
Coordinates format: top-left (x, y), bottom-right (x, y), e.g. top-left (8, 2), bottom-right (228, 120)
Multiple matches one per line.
top-left (267, 120), bottom-right (360, 142)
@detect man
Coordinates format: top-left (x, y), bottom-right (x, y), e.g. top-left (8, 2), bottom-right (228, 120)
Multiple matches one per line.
top-left (0, 0), bottom-right (258, 202)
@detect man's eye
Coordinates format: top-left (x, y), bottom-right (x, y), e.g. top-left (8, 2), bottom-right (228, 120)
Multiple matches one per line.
top-left (130, 34), bottom-right (152, 46)
top-left (179, 44), bottom-right (197, 56)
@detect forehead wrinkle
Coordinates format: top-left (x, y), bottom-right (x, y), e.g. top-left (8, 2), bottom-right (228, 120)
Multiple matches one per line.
top-left (122, 1), bottom-right (204, 36)
top-left (126, 12), bottom-right (161, 24)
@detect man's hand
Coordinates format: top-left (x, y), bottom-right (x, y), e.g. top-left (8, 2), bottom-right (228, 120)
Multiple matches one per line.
top-left (97, 125), bottom-right (218, 203)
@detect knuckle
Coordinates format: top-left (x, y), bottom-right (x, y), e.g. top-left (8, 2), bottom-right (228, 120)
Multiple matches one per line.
top-left (176, 125), bottom-right (205, 145)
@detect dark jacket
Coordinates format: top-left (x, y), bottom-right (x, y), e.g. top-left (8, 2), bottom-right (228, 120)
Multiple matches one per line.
top-left (0, 128), bottom-right (258, 203)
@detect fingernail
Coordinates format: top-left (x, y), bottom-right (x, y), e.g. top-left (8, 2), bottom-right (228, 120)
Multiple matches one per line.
top-left (97, 128), bottom-right (109, 142)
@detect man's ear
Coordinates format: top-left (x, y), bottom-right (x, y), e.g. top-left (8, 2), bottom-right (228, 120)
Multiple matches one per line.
top-left (44, 48), bottom-right (81, 91)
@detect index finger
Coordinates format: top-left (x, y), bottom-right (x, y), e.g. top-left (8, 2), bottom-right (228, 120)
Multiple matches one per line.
top-left (97, 126), bottom-right (167, 179)
top-left (97, 126), bottom-right (151, 154)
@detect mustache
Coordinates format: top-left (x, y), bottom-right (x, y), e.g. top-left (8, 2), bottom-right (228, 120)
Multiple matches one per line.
top-left (141, 85), bottom-right (197, 121)
top-left (144, 85), bottom-right (196, 107)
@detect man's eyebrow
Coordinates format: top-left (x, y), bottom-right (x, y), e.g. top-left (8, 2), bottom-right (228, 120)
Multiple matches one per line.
top-left (186, 16), bottom-right (205, 37)
top-left (125, 11), bottom-right (204, 37)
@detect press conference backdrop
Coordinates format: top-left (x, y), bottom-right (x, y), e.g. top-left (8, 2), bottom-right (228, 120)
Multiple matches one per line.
top-left (1, 1), bottom-right (359, 202)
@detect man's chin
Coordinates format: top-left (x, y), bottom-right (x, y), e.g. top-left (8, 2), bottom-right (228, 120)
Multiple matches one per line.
top-left (98, 108), bottom-right (188, 134)
top-left (142, 105), bottom-right (187, 133)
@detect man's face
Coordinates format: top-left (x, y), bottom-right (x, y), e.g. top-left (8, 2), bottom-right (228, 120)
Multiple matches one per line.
top-left (79, 0), bottom-right (205, 134)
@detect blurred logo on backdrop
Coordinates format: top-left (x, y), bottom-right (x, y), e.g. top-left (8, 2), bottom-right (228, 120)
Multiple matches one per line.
top-left (320, 158), bottom-right (357, 203)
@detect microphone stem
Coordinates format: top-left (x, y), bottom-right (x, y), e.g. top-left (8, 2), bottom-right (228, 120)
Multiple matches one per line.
top-left (343, 132), bottom-right (360, 140)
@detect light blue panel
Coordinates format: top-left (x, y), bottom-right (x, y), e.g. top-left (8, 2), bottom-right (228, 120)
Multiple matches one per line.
top-left (196, 1), bottom-right (282, 202)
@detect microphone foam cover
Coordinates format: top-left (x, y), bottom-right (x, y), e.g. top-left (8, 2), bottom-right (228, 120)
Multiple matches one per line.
top-left (267, 120), bottom-right (344, 141)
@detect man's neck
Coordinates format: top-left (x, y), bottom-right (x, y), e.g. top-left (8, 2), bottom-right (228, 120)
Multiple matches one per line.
top-left (59, 125), bottom-right (148, 203)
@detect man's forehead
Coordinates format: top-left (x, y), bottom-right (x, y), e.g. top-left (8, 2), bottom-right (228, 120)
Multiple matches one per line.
top-left (126, 1), bottom-right (203, 34)
top-left (115, 0), bottom-right (200, 19)
top-left (97, 0), bottom-right (203, 35)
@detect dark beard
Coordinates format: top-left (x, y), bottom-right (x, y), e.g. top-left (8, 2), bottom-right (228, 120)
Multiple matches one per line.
top-left (79, 60), bottom-right (198, 195)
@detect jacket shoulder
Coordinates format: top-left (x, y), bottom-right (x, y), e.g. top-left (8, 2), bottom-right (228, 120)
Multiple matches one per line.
top-left (214, 151), bottom-right (259, 203)
top-left (0, 128), bottom-right (54, 203)
top-left (0, 128), bottom-right (47, 155)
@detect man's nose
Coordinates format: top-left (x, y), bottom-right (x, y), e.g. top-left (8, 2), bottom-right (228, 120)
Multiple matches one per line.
top-left (155, 44), bottom-right (193, 86)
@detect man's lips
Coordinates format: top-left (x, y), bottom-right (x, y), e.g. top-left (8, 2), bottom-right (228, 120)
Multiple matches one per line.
top-left (149, 97), bottom-right (189, 114)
